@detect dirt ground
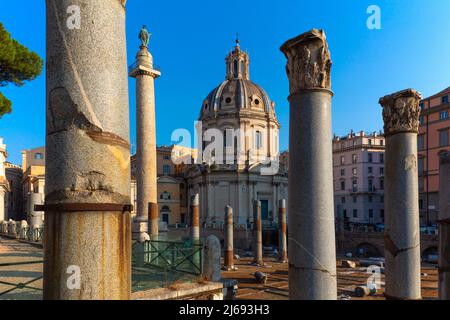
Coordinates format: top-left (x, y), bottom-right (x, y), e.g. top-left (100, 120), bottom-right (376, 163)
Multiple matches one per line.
top-left (0, 236), bottom-right (439, 300)
top-left (222, 257), bottom-right (439, 300)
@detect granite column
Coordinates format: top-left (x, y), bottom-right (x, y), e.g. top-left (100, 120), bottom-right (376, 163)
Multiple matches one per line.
top-left (278, 199), bottom-right (288, 263)
top-left (224, 205), bottom-right (234, 271)
top-left (379, 88), bottom-right (422, 300)
top-left (191, 193), bottom-right (200, 242)
top-left (281, 29), bottom-right (337, 300)
top-left (44, 0), bottom-right (131, 300)
top-left (253, 200), bottom-right (263, 266)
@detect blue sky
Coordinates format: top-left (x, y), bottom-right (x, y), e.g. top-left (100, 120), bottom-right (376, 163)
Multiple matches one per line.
top-left (1, 0), bottom-right (449, 165)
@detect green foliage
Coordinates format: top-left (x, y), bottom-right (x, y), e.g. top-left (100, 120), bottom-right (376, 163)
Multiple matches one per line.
top-left (0, 92), bottom-right (12, 116)
top-left (0, 22), bottom-right (43, 117)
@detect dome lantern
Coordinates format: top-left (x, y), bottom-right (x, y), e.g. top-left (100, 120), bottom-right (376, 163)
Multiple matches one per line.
top-left (225, 36), bottom-right (250, 80)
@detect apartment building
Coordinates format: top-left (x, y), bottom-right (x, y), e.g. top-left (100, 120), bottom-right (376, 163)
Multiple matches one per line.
top-left (418, 86), bottom-right (450, 225)
top-left (333, 131), bottom-right (385, 225)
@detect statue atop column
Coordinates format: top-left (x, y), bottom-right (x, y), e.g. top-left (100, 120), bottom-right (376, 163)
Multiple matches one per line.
top-left (139, 25), bottom-right (151, 48)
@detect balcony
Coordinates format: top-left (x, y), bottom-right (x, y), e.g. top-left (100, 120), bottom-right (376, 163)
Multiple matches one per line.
top-left (349, 187), bottom-right (378, 195)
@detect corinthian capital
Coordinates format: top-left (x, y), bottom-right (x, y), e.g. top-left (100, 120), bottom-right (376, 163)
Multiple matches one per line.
top-left (379, 89), bottom-right (422, 137)
top-left (280, 29), bottom-right (332, 94)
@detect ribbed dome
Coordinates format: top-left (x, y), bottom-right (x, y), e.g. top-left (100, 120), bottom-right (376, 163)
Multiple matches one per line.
top-left (201, 78), bottom-right (274, 119)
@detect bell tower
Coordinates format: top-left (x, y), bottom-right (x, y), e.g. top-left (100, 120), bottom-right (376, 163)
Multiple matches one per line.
top-left (225, 34), bottom-right (250, 80)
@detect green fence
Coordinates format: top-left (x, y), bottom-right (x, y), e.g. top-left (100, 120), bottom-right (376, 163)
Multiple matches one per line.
top-left (131, 239), bottom-right (203, 292)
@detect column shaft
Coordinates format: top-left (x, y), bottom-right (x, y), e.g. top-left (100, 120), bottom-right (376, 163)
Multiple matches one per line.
top-left (380, 89), bottom-right (422, 300)
top-left (281, 29), bottom-right (337, 300)
top-left (253, 200), bottom-right (263, 266)
top-left (278, 199), bottom-right (288, 263)
top-left (132, 44), bottom-right (159, 239)
top-left (45, 0), bottom-right (131, 300)
top-left (224, 205), bottom-right (234, 270)
top-left (191, 194), bottom-right (200, 241)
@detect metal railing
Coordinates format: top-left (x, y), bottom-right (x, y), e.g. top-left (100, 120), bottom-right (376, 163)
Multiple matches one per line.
top-left (132, 239), bottom-right (202, 275)
top-left (131, 239), bottom-right (203, 292)
top-left (0, 261), bottom-right (43, 298)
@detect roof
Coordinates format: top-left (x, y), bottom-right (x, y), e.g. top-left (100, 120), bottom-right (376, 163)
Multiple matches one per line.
top-left (422, 86), bottom-right (450, 100)
top-left (200, 79), bottom-right (275, 119)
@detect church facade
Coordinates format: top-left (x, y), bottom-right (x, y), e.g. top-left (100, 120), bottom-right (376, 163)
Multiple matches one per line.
top-left (185, 40), bottom-right (288, 226)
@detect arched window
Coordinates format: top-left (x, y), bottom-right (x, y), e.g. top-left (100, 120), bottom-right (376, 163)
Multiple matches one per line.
top-left (233, 60), bottom-right (238, 78)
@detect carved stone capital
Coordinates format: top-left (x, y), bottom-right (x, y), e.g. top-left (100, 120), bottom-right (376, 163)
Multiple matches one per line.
top-left (379, 89), bottom-right (422, 137)
top-left (280, 29), bottom-right (332, 94)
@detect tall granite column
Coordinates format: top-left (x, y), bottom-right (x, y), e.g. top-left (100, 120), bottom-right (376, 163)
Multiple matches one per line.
top-left (129, 27), bottom-right (161, 240)
top-left (253, 200), bottom-right (263, 266)
top-left (224, 205), bottom-right (234, 270)
top-left (379, 89), bottom-right (422, 300)
top-left (191, 193), bottom-right (200, 242)
top-left (280, 29), bottom-right (337, 300)
top-left (278, 199), bottom-right (288, 263)
top-left (439, 152), bottom-right (450, 299)
top-left (45, 0), bottom-right (131, 300)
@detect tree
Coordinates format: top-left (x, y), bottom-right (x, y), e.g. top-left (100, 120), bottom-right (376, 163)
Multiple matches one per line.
top-left (0, 22), bottom-right (43, 118)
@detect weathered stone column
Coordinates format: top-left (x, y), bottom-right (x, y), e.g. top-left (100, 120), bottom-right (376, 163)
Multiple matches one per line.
top-left (191, 193), bottom-right (200, 242)
top-left (129, 27), bottom-right (161, 240)
top-left (45, 0), bottom-right (131, 300)
top-left (202, 235), bottom-right (222, 282)
top-left (278, 199), bottom-right (288, 263)
top-left (280, 29), bottom-right (337, 300)
top-left (379, 88), bottom-right (422, 300)
top-left (253, 200), bottom-right (263, 266)
top-left (439, 152), bottom-right (450, 299)
top-left (224, 205), bottom-right (234, 271)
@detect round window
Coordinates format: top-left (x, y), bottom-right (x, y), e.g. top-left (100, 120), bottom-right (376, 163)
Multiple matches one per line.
top-left (226, 97), bottom-right (232, 104)
top-left (255, 99), bottom-right (260, 105)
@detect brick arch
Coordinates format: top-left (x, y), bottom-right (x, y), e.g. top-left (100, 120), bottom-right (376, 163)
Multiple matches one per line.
top-left (355, 242), bottom-right (383, 258)
top-left (421, 246), bottom-right (438, 262)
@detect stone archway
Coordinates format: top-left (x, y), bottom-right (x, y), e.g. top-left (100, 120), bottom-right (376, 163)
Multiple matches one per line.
top-left (421, 246), bottom-right (438, 263)
top-left (355, 242), bottom-right (383, 258)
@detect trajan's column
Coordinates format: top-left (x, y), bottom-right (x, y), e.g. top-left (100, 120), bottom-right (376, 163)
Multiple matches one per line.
top-left (44, 0), bottom-right (131, 299)
top-left (129, 26), bottom-right (161, 240)
top-left (281, 29), bottom-right (337, 300)
top-left (379, 89), bottom-right (422, 300)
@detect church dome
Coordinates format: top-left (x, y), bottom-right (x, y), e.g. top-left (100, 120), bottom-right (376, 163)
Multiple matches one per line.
top-left (200, 39), bottom-right (276, 120)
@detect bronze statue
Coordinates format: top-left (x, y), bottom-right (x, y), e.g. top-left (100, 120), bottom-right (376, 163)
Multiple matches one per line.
top-left (139, 25), bottom-right (151, 47)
